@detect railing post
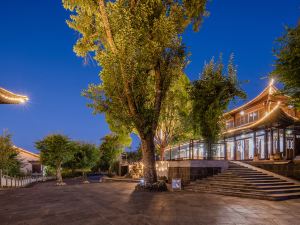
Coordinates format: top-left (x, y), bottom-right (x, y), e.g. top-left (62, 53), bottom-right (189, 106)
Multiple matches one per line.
top-left (0, 170), bottom-right (2, 188)
top-left (191, 139), bottom-right (194, 160)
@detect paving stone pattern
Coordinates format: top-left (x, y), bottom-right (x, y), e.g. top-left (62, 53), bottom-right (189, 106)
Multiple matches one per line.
top-left (0, 180), bottom-right (300, 225)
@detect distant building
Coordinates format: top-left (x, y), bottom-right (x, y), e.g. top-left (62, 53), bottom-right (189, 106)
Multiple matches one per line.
top-left (164, 80), bottom-right (300, 161)
top-left (15, 146), bottom-right (43, 175)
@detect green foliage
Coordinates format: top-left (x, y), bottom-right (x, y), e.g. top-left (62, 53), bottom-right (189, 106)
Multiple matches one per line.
top-left (126, 145), bottom-right (143, 163)
top-left (36, 134), bottom-right (75, 183)
top-left (63, 0), bottom-right (208, 183)
top-left (190, 55), bottom-right (246, 157)
top-left (135, 180), bottom-right (168, 192)
top-left (0, 132), bottom-right (21, 176)
top-left (36, 134), bottom-right (74, 168)
top-left (272, 21), bottom-right (300, 109)
top-left (98, 134), bottom-right (127, 173)
top-left (64, 142), bottom-right (99, 174)
top-left (155, 73), bottom-right (193, 157)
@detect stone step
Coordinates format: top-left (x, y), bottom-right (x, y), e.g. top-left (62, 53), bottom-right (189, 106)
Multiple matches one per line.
top-left (256, 184), bottom-right (300, 190)
top-left (243, 177), bottom-right (282, 181)
top-left (215, 175), bottom-right (280, 180)
top-left (185, 188), bottom-right (277, 200)
top-left (189, 184), bottom-right (300, 195)
top-left (186, 161), bottom-right (300, 201)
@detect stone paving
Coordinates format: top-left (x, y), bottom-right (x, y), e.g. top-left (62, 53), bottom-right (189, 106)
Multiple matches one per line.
top-left (0, 180), bottom-right (300, 225)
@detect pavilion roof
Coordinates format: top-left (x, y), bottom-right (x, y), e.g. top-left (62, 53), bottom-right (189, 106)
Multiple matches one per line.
top-left (223, 102), bottom-right (300, 137)
top-left (0, 87), bottom-right (29, 104)
top-left (224, 80), bottom-right (278, 117)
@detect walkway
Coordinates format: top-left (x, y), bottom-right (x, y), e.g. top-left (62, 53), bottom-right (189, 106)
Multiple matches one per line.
top-left (0, 180), bottom-right (300, 225)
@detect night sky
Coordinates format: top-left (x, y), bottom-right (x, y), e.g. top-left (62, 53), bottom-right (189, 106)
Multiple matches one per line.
top-left (1, 1), bottom-right (299, 153)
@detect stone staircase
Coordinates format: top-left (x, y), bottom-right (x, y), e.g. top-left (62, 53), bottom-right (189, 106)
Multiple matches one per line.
top-left (185, 161), bottom-right (300, 201)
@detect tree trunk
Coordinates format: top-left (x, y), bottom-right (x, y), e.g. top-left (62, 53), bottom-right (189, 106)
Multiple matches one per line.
top-left (141, 133), bottom-right (157, 184)
top-left (56, 163), bottom-right (63, 184)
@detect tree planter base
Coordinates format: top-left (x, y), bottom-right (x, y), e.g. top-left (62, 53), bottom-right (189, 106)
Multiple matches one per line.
top-left (135, 181), bottom-right (168, 192)
top-left (82, 180), bottom-right (90, 184)
top-left (56, 182), bottom-right (66, 186)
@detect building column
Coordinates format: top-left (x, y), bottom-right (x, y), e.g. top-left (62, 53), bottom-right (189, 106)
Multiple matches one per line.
top-left (253, 131), bottom-right (257, 156)
top-left (234, 136), bottom-right (237, 160)
top-left (270, 128), bottom-right (274, 155)
top-left (224, 138), bottom-right (228, 160)
top-left (264, 129), bottom-right (268, 160)
top-left (293, 133), bottom-right (296, 158)
top-left (190, 139), bottom-right (194, 160)
top-left (169, 148), bottom-right (172, 161)
top-left (277, 128), bottom-right (280, 154)
top-left (197, 141), bottom-right (200, 159)
top-left (283, 128), bottom-right (286, 159)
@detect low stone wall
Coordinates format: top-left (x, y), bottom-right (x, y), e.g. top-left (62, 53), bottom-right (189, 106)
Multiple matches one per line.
top-left (166, 160), bottom-right (228, 185)
top-left (247, 161), bottom-right (300, 181)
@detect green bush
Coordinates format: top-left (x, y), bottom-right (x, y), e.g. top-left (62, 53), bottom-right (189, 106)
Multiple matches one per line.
top-left (135, 180), bottom-right (168, 192)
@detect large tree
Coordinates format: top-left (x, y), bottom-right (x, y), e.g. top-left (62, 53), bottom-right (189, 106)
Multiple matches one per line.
top-left (98, 134), bottom-right (126, 174)
top-left (36, 134), bottom-right (74, 185)
top-left (64, 142), bottom-right (99, 183)
top-left (155, 73), bottom-right (193, 160)
top-left (0, 132), bottom-right (21, 176)
top-left (272, 21), bottom-right (300, 109)
top-left (63, 0), bottom-right (208, 183)
top-left (190, 55), bottom-right (246, 159)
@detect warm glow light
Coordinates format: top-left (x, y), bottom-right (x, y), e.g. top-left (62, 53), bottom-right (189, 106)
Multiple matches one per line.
top-left (269, 78), bottom-right (274, 86)
top-left (0, 88), bottom-right (29, 104)
top-left (240, 111), bottom-right (245, 115)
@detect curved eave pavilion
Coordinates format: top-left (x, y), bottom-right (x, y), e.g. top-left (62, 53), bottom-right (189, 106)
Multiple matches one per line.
top-left (0, 87), bottom-right (29, 104)
top-left (223, 104), bottom-right (300, 137)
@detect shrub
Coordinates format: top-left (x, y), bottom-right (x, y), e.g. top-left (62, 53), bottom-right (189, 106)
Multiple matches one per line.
top-left (135, 180), bottom-right (168, 192)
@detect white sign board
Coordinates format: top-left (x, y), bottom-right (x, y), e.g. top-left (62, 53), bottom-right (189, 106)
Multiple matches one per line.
top-left (172, 178), bottom-right (182, 190)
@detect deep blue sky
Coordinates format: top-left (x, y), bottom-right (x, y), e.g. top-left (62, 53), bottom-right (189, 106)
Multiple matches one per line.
top-left (1, 1), bottom-right (299, 153)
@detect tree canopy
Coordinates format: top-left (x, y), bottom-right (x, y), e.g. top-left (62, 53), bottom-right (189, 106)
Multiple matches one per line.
top-left (36, 134), bottom-right (75, 184)
top-left (155, 73), bottom-right (193, 159)
top-left (272, 21), bottom-right (300, 109)
top-left (189, 55), bottom-right (246, 158)
top-left (63, 0), bottom-right (208, 183)
top-left (98, 134), bottom-right (126, 173)
top-left (64, 142), bottom-right (99, 181)
top-left (0, 132), bottom-right (21, 176)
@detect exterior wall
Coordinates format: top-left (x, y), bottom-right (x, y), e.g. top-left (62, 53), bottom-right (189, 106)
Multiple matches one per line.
top-left (247, 161), bottom-right (300, 181)
top-left (17, 150), bottom-right (41, 175)
top-left (167, 160), bottom-right (228, 184)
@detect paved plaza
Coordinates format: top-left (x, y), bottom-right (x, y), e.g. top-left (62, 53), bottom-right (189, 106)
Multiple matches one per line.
top-left (1, 180), bottom-right (300, 225)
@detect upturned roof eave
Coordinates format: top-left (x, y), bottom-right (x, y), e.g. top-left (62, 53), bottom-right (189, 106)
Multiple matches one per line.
top-left (224, 83), bottom-right (278, 117)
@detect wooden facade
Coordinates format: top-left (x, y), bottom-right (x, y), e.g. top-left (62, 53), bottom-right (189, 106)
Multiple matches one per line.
top-left (164, 80), bottom-right (300, 161)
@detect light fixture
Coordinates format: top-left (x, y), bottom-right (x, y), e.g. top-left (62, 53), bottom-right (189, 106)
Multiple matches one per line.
top-left (240, 111), bottom-right (245, 115)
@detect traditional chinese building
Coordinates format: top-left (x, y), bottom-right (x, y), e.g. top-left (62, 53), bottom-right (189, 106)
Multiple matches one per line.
top-left (164, 80), bottom-right (300, 161)
top-left (15, 146), bottom-right (43, 175)
top-left (0, 87), bottom-right (28, 104)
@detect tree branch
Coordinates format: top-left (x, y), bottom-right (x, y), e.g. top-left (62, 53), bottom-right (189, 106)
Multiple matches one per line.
top-left (98, 0), bottom-right (143, 131)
